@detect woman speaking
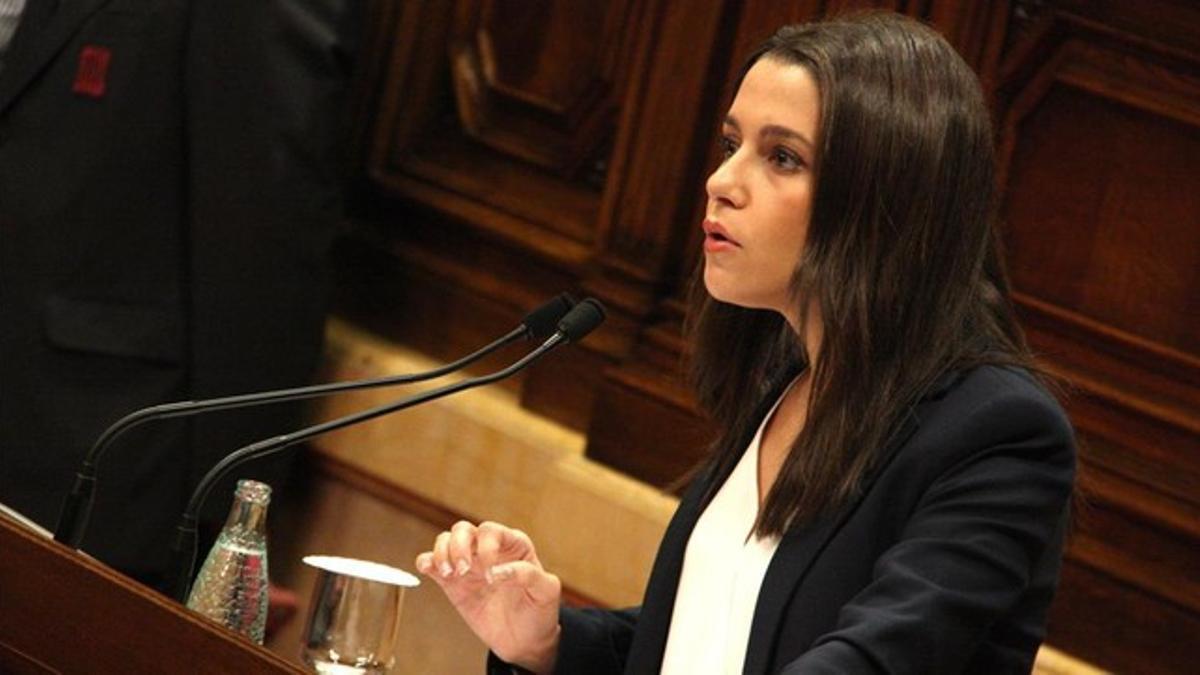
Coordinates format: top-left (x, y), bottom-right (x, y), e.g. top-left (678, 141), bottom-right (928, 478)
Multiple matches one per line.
top-left (415, 12), bottom-right (1075, 674)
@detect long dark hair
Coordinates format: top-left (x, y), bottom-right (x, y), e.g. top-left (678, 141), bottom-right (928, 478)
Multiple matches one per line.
top-left (688, 13), bottom-right (1035, 537)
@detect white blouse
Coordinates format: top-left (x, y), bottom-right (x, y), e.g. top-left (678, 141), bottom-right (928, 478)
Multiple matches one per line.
top-left (659, 385), bottom-right (791, 674)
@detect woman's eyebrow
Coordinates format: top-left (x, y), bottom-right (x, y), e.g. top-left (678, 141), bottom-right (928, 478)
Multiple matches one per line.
top-left (761, 124), bottom-right (814, 152)
top-left (723, 116), bottom-right (813, 152)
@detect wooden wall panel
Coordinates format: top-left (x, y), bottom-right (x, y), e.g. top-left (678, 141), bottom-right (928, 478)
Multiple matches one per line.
top-left (349, 0), bottom-right (656, 425)
top-left (999, 37), bottom-right (1200, 354)
top-left (993, 7), bottom-right (1200, 673)
top-left (370, 0), bottom-right (617, 252)
top-left (1050, 559), bottom-right (1199, 675)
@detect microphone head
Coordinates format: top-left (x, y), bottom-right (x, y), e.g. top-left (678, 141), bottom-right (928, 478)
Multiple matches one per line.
top-left (520, 291), bottom-right (576, 338)
top-left (557, 298), bottom-right (606, 343)
top-left (523, 293), bottom-right (576, 340)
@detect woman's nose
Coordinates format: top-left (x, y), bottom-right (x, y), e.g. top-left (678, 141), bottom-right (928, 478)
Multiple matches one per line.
top-left (706, 153), bottom-right (748, 209)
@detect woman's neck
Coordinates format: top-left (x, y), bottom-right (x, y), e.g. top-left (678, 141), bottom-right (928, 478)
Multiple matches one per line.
top-left (757, 370), bottom-right (812, 508)
top-left (759, 301), bottom-right (821, 508)
top-left (784, 300), bottom-right (823, 367)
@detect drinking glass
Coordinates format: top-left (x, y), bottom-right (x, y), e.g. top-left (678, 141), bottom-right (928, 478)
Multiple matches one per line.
top-left (300, 555), bottom-right (419, 674)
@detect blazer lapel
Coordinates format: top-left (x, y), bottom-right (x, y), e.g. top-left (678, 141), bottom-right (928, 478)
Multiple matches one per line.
top-left (625, 375), bottom-right (798, 673)
top-left (627, 369), bottom-right (956, 674)
top-left (0, 0), bottom-right (111, 116)
top-left (742, 410), bottom-right (920, 675)
top-left (623, 467), bottom-right (710, 673)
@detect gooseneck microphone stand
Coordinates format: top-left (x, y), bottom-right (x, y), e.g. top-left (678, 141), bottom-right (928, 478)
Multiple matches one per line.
top-left (53, 294), bottom-right (576, 549)
top-left (168, 299), bottom-right (606, 602)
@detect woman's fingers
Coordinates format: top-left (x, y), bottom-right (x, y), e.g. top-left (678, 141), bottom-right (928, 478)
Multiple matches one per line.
top-left (415, 522), bottom-right (560, 665)
top-left (476, 521), bottom-right (536, 571)
top-left (414, 551), bottom-right (435, 576)
top-left (448, 520), bottom-right (477, 576)
top-left (475, 522), bottom-right (504, 572)
top-left (486, 560), bottom-right (561, 606)
top-left (431, 530), bottom-right (454, 577)
top-left (427, 521), bottom-right (475, 578)
top-left (417, 520), bottom-right (539, 583)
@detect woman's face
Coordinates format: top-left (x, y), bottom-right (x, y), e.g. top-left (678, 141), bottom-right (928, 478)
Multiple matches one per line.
top-left (703, 57), bottom-right (819, 328)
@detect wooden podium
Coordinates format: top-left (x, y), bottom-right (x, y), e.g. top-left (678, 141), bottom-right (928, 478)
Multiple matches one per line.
top-left (0, 513), bottom-right (304, 674)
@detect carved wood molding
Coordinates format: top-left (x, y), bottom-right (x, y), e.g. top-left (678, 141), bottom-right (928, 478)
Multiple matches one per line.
top-left (995, 12), bottom-right (1200, 187)
top-left (1073, 460), bottom-right (1200, 608)
top-left (448, 0), bottom-right (638, 177)
top-left (365, 0), bottom-right (636, 272)
top-left (1017, 293), bottom-right (1199, 435)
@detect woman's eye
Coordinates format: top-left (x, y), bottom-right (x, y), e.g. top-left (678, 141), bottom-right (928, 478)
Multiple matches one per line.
top-left (719, 136), bottom-right (739, 159)
top-left (770, 147), bottom-right (805, 171)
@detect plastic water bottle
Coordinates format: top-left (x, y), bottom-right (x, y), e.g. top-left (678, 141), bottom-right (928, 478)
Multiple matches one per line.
top-left (186, 479), bottom-right (271, 643)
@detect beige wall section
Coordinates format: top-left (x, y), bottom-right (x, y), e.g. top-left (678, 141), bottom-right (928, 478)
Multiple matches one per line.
top-left (265, 319), bottom-right (1105, 674)
top-left (303, 319), bottom-right (678, 607)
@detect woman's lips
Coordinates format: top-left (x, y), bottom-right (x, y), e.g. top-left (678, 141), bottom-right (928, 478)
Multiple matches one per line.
top-left (702, 219), bottom-right (740, 252)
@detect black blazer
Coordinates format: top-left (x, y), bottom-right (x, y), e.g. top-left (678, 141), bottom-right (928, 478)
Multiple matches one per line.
top-left (0, 0), bottom-right (356, 578)
top-left (510, 365), bottom-right (1074, 674)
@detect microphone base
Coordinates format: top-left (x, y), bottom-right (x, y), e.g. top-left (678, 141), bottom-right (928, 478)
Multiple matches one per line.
top-left (168, 517), bottom-right (200, 603)
top-left (53, 473), bottom-right (96, 548)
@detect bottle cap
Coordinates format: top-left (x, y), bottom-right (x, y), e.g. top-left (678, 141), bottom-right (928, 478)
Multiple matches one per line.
top-left (235, 479), bottom-right (272, 505)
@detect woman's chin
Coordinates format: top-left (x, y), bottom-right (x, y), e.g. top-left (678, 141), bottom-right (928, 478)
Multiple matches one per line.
top-left (702, 267), bottom-right (735, 304)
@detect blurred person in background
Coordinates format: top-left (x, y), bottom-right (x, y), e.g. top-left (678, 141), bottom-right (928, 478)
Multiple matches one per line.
top-left (0, 0), bottom-right (361, 599)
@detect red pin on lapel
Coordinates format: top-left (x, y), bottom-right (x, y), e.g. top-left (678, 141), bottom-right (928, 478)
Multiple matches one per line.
top-left (72, 45), bottom-right (112, 98)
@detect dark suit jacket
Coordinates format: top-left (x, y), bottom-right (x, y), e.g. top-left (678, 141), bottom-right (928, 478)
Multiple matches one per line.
top-left (501, 365), bottom-right (1074, 674)
top-left (0, 0), bottom-right (357, 580)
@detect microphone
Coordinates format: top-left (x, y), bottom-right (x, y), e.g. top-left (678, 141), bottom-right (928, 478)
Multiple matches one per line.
top-left (53, 294), bottom-right (577, 548)
top-left (168, 298), bottom-right (606, 601)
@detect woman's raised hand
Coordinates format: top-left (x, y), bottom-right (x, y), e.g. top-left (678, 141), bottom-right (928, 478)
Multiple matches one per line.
top-left (415, 520), bottom-right (562, 673)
